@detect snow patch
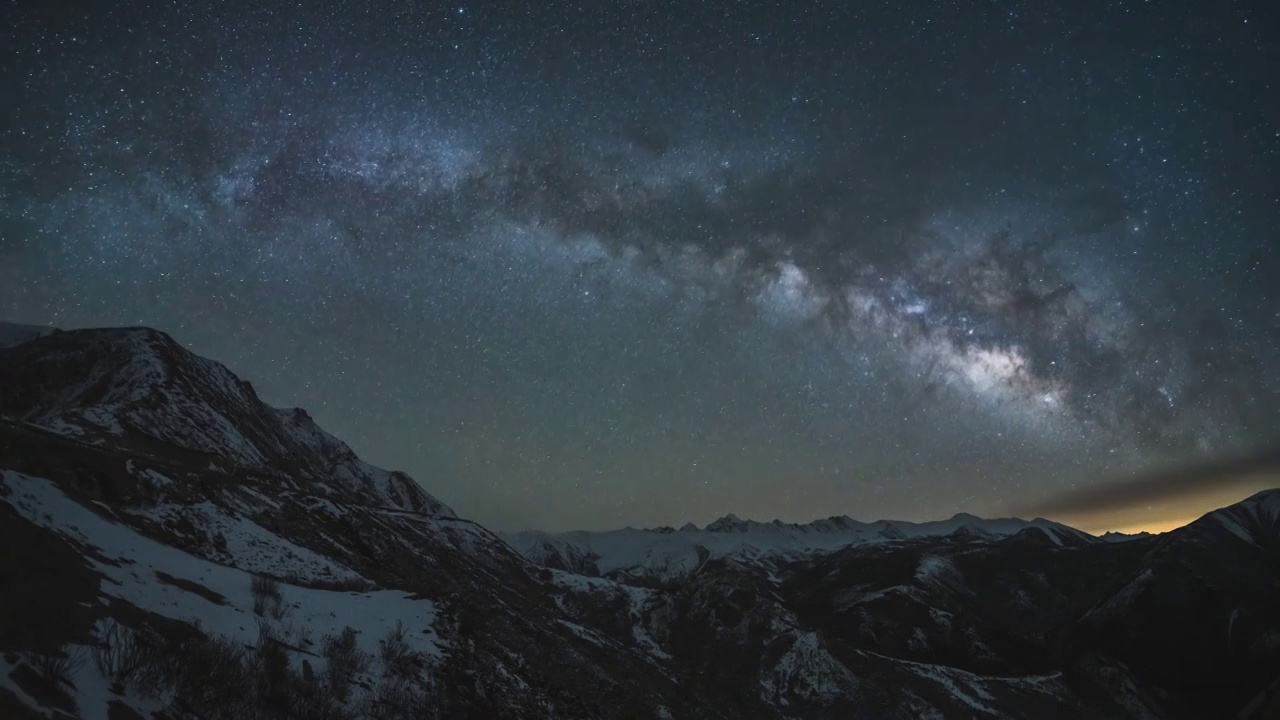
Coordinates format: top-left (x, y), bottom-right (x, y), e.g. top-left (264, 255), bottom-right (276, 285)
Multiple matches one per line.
top-left (915, 555), bottom-right (958, 585)
top-left (1213, 512), bottom-right (1255, 545)
top-left (760, 631), bottom-right (857, 704)
top-left (129, 500), bottom-right (363, 583)
top-left (1086, 568), bottom-right (1154, 621)
top-left (2, 470), bottom-right (443, 672)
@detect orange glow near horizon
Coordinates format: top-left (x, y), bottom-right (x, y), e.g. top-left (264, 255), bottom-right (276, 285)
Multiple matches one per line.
top-left (1046, 474), bottom-right (1278, 536)
top-left (1088, 516), bottom-right (1199, 536)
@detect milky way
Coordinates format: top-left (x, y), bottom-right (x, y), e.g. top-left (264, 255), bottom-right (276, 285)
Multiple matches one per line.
top-left (4, 2), bottom-right (1277, 530)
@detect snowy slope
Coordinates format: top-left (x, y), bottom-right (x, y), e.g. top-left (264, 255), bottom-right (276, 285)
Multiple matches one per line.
top-left (3, 469), bottom-right (443, 655)
top-left (1202, 488), bottom-right (1280, 546)
top-left (0, 389), bottom-right (722, 718)
top-left (0, 441), bottom-right (721, 718)
top-left (1, 469), bottom-right (443, 719)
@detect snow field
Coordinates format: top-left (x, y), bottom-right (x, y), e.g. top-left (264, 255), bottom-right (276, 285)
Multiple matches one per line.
top-left (1, 470), bottom-right (446, 719)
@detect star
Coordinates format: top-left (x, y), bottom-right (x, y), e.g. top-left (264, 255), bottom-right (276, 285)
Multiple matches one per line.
top-left (1, 0), bottom-right (1275, 532)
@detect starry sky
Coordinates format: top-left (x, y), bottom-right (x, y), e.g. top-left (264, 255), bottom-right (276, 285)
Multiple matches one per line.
top-left (3, 1), bottom-right (1278, 532)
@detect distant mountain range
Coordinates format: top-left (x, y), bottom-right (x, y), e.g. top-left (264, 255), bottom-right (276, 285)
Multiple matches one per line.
top-left (501, 510), bottom-right (1094, 584)
top-left (1, 322), bottom-right (1277, 719)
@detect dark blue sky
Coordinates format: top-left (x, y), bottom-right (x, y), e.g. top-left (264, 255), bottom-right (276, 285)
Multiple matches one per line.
top-left (3, 1), bottom-right (1277, 530)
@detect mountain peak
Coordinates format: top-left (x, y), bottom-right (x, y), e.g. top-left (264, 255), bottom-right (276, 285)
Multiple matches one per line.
top-left (948, 524), bottom-right (992, 541)
top-left (1196, 487), bottom-right (1280, 546)
top-left (705, 513), bottom-right (752, 532)
top-left (1236, 487), bottom-right (1280, 511)
top-left (0, 323), bottom-right (454, 517)
top-left (1100, 530), bottom-right (1151, 543)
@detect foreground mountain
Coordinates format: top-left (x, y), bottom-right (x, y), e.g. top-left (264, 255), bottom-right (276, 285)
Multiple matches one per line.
top-left (1, 323), bottom-right (1278, 719)
top-left (0, 325), bottom-right (451, 516)
top-left (0, 325), bottom-right (716, 719)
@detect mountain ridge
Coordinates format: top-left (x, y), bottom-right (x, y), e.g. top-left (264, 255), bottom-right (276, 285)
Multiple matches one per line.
top-left (502, 507), bottom-right (1097, 583)
top-left (0, 323), bottom-right (453, 517)
top-left (2, 321), bottom-right (1278, 719)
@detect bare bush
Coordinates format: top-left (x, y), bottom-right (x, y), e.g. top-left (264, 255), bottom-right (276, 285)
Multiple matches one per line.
top-left (283, 572), bottom-right (376, 593)
top-left (167, 633), bottom-right (255, 719)
top-left (253, 621), bottom-right (356, 720)
top-left (314, 576), bottom-right (376, 592)
top-left (256, 616), bottom-right (279, 644)
top-left (294, 687), bottom-right (358, 720)
top-left (251, 573), bottom-right (282, 601)
top-left (362, 676), bottom-right (438, 720)
top-left (286, 620), bottom-right (314, 650)
top-left (255, 622), bottom-right (295, 716)
top-left (79, 618), bottom-right (366, 720)
top-left (130, 636), bottom-right (173, 699)
top-left (378, 621), bottom-right (424, 681)
top-left (251, 574), bottom-right (286, 619)
top-left (322, 627), bottom-right (370, 702)
top-left (29, 647), bottom-right (85, 688)
top-left (91, 620), bottom-right (154, 690)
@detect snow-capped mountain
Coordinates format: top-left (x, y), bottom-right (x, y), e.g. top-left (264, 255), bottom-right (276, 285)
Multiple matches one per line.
top-left (0, 324), bottom-right (717, 718)
top-left (1203, 488), bottom-right (1280, 547)
top-left (0, 324), bottom-right (452, 516)
top-left (502, 509), bottom-right (1093, 584)
top-left (1, 322), bottom-right (1277, 719)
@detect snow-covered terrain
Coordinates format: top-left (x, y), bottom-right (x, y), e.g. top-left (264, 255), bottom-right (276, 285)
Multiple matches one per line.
top-left (5, 471), bottom-right (443, 654)
top-left (125, 499), bottom-right (367, 584)
top-left (1205, 489), bottom-right (1280, 546)
top-left (3, 322), bottom-right (1278, 719)
top-left (503, 510), bottom-right (1093, 582)
top-left (1, 469), bottom-right (443, 719)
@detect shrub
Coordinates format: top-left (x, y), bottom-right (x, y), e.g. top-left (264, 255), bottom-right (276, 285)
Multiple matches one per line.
top-left (378, 621), bottom-right (423, 680)
top-left (30, 647), bottom-right (84, 688)
top-left (255, 616), bottom-right (281, 647)
top-left (295, 687), bottom-right (357, 720)
top-left (90, 620), bottom-right (153, 691)
top-left (283, 573), bottom-right (376, 593)
top-left (255, 622), bottom-right (294, 716)
top-left (77, 618), bottom-right (367, 720)
top-left (129, 635), bottom-right (174, 700)
top-left (251, 574), bottom-right (286, 619)
top-left (322, 627), bottom-right (370, 702)
top-left (167, 633), bottom-right (254, 718)
top-left (362, 675), bottom-right (438, 720)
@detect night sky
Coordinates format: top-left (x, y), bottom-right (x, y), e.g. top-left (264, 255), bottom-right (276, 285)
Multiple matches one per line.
top-left (4, 2), bottom-right (1278, 532)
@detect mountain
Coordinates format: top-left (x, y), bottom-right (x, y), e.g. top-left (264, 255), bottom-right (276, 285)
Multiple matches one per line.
top-left (2, 323), bottom-right (1278, 719)
top-left (502, 510), bottom-right (1093, 585)
top-left (1203, 489), bottom-right (1280, 548)
top-left (0, 326), bottom-right (720, 719)
top-left (0, 325), bottom-right (451, 516)
top-left (1100, 530), bottom-right (1153, 542)
top-left (0, 321), bottom-right (54, 349)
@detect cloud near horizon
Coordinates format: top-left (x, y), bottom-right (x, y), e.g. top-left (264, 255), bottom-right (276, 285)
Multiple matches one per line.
top-left (1016, 446), bottom-right (1280, 534)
